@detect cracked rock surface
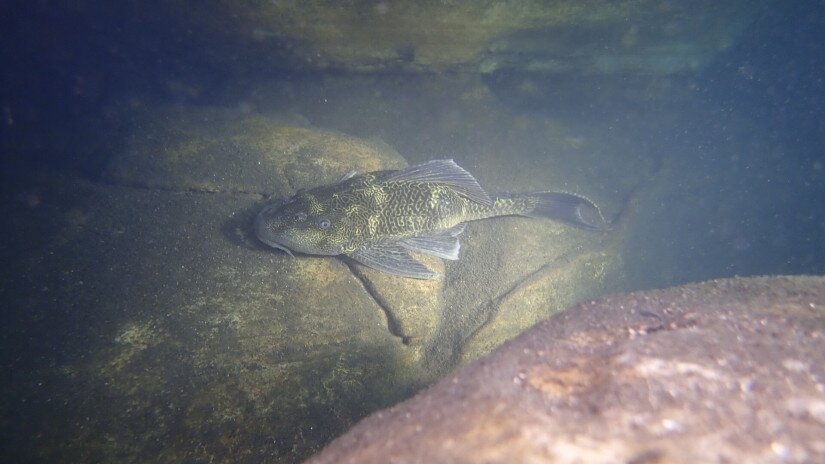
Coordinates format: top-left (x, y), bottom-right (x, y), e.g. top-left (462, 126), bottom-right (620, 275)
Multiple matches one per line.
top-left (307, 275), bottom-right (825, 464)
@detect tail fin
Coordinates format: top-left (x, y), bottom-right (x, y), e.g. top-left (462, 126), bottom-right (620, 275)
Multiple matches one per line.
top-left (526, 191), bottom-right (610, 231)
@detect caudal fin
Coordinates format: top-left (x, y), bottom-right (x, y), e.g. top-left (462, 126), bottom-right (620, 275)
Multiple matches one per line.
top-left (526, 191), bottom-right (610, 231)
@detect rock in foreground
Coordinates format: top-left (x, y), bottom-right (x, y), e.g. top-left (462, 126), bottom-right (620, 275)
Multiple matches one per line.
top-left (307, 276), bottom-right (825, 464)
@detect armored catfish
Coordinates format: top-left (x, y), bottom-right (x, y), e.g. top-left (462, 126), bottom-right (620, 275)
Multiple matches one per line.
top-left (254, 159), bottom-right (608, 279)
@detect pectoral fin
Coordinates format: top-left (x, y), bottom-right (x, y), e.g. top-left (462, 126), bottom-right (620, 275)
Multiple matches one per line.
top-left (398, 224), bottom-right (466, 260)
top-left (348, 244), bottom-right (438, 279)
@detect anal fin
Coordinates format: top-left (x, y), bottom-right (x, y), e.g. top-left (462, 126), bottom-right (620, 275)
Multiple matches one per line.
top-left (398, 223), bottom-right (466, 260)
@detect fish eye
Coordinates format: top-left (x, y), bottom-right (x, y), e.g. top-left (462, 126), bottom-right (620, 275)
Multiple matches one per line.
top-left (295, 212), bottom-right (308, 222)
top-left (316, 218), bottom-right (331, 229)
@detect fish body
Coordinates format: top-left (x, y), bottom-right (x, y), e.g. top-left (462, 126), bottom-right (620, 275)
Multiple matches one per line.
top-left (255, 159), bottom-right (607, 279)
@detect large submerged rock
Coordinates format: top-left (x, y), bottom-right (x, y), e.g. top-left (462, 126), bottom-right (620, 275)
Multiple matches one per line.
top-left (1, 103), bottom-right (627, 462)
top-left (148, 0), bottom-right (766, 76)
top-left (307, 275), bottom-right (825, 464)
top-left (102, 106), bottom-right (406, 197)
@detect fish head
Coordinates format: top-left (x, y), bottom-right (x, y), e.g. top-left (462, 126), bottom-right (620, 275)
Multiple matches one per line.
top-left (254, 193), bottom-right (351, 256)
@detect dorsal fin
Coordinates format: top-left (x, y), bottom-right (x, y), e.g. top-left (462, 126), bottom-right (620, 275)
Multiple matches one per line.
top-left (384, 159), bottom-right (492, 206)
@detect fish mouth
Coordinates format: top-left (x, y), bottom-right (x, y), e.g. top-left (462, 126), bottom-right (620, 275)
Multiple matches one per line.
top-left (263, 240), bottom-right (295, 258)
top-left (254, 209), bottom-right (295, 257)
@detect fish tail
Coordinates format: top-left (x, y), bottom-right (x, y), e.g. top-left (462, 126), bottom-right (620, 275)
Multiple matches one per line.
top-left (495, 191), bottom-right (610, 231)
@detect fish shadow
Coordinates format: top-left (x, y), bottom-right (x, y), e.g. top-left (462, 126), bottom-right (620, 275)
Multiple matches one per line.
top-left (221, 202), bottom-right (270, 252)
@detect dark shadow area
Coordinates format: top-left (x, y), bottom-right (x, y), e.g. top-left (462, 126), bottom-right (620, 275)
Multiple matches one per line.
top-left (0, 0), bottom-right (296, 179)
top-left (698, 0), bottom-right (825, 153)
top-left (221, 200), bottom-right (269, 251)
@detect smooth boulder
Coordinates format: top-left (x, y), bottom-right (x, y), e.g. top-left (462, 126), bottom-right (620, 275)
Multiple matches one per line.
top-left (308, 275), bottom-right (825, 464)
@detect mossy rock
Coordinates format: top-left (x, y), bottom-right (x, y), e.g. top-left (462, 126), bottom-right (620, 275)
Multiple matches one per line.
top-left (103, 105), bottom-right (407, 196)
top-left (5, 177), bottom-right (422, 463)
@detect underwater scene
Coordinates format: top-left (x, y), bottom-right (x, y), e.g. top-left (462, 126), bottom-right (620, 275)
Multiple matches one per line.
top-left (1, 1), bottom-right (823, 462)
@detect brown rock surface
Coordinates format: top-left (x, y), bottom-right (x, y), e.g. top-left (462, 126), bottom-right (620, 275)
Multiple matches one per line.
top-left (307, 276), bottom-right (825, 464)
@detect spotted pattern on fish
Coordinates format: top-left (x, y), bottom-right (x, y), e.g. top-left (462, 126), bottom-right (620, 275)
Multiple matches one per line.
top-left (254, 159), bottom-right (607, 279)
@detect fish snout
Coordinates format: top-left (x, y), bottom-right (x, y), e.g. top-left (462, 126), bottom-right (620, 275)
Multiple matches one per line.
top-left (254, 206), bottom-right (295, 257)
